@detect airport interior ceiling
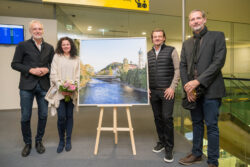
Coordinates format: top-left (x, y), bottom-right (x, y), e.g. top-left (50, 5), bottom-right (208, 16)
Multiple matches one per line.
top-left (1, 0), bottom-right (250, 46)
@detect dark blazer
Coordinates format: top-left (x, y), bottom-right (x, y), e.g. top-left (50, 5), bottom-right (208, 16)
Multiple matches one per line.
top-left (180, 30), bottom-right (227, 99)
top-left (11, 38), bottom-right (54, 91)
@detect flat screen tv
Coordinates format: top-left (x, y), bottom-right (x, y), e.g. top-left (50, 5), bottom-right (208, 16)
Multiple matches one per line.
top-left (0, 24), bottom-right (24, 45)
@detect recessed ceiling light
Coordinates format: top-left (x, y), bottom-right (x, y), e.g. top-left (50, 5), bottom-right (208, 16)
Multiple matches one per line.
top-left (87, 26), bottom-right (92, 31)
top-left (66, 24), bottom-right (72, 31)
top-left (142, 32), bottom-right (146, 35)
top-left (225, 38), bottom-right (229, 41)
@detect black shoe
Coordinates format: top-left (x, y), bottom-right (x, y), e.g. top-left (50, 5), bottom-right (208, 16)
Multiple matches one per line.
top-left (57, 141), bottom-right (65, 153)
top-left (152, 142), bottom-right (165, 153)
top-left (164, 150), bottom-right (174, 163)
top-left (21, 144), bottom-right (31, 157)
top-left (65, 143), bottom-right (72, 152)
top-left (35, 141), bottom-right (45, 154)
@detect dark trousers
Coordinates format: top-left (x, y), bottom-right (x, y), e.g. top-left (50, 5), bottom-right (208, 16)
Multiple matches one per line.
top-left (150, 89), bottom-right (174, 151)
top-left (191, 98), bottom-right (221, 166)
top-left (19, 84), bottom-right (48, 144)
top-left (57, 99), bottom-right (74, 144)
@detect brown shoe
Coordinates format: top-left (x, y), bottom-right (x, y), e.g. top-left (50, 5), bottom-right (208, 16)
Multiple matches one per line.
top-left (178, 153), bottom-right (202, 165)
top-left (208, 164), bottom-right (217, 167)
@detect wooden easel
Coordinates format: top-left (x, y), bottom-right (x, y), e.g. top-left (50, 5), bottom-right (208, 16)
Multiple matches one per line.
top-left (94, 105), bottom-right (136, 155)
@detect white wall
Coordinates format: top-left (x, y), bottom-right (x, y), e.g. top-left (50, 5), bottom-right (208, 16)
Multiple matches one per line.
top-left (0, 16), bottom-right (57, 110)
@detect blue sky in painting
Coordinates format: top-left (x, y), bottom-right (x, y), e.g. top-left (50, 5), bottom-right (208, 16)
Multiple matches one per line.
top-left (80, 37), bottom-right (147, 72)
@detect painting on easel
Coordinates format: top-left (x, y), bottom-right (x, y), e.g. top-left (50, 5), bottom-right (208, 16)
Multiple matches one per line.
top-left (78, 37), bottom-right (149, 106)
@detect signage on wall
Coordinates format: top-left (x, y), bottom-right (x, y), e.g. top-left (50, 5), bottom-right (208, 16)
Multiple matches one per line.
top-left (42, 0), bottom-right (149, 11)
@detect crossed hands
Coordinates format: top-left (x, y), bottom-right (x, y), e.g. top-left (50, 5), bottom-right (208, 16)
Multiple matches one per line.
top-left (184, 79), bottom-right (200, 102)
top-left (29, 67), bottom-right (49, 77)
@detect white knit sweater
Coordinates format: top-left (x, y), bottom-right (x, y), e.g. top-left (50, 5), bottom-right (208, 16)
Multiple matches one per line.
top-left (45, 53), bottom-right (80, 116)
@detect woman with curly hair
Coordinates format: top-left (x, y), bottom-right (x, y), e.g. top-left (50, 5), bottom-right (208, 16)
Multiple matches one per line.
top-left (46, 37), bottom-right (80, 153)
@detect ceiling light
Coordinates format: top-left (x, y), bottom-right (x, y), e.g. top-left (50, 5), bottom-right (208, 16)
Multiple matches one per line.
top-left (87, 26), bottom-right (92, 31)
top-left (142, 32), bottom-right (146, 35)
top-left (66, 24), bottom-right (73, 31)
top-left (225, 38), bottom-right (229, 41)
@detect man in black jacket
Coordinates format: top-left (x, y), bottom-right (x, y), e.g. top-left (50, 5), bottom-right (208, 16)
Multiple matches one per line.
top-left (148, 29), bottom-right (180, 163)
top-left (11, 20), bottom-right (54, 157)
top-left (179, 10), bottom-right (226, 167)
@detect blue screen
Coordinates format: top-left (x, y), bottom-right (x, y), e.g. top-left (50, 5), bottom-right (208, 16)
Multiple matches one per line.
top-left (0, 24), bottom-right (24, 45)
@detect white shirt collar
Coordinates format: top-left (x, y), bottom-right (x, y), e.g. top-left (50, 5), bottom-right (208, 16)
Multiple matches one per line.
top-left (154, 44), bottom-right (163, 56)
top-left (32, 38), bottom-right (43, 51)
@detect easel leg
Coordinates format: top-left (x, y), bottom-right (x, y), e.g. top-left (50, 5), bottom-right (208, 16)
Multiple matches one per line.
top-left (94, 107), bottom-right (104, 155)
top-left (113, 107), bottom-right (118, 144)
top-left (126, 107), bottom-right (136, 155)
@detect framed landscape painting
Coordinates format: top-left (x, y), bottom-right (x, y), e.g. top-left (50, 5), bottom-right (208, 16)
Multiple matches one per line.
top-left (78, 37), bottom-right (149, 106)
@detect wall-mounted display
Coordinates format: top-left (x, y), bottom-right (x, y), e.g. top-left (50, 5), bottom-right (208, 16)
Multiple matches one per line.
top-left (0, 24), bottom-right (24, 45)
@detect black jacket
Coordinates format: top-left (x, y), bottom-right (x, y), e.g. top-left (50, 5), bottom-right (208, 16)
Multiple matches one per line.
top-left (180, 31), bottom-right (227, 99)
top-left (147, 44), bottom-right (175, 89)
top-left (11, 38), bottom-right (54, 91)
